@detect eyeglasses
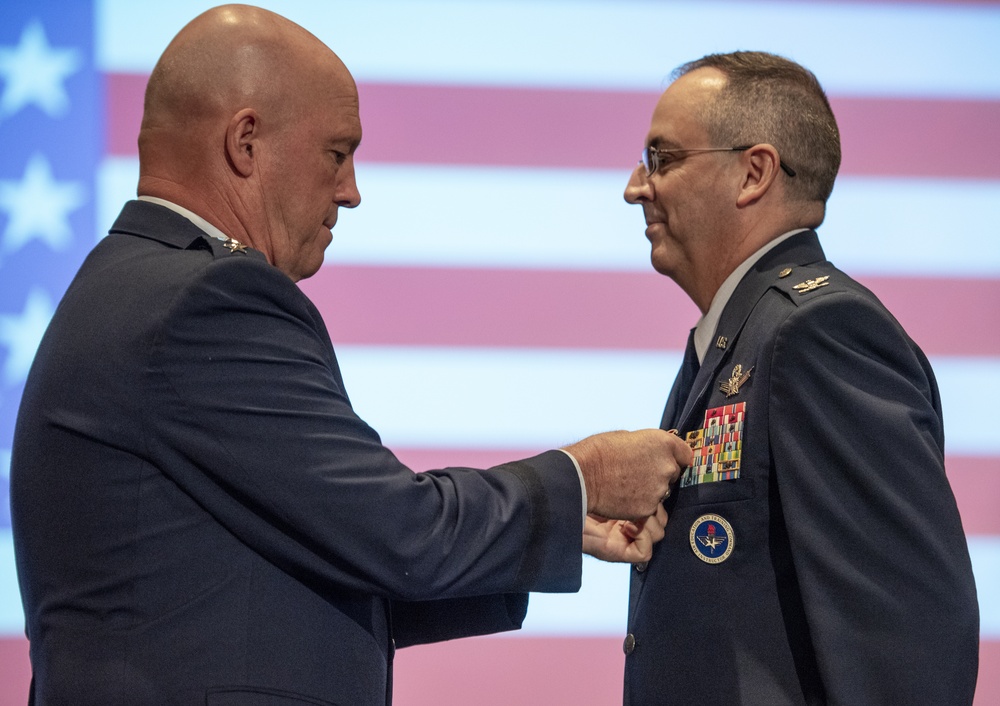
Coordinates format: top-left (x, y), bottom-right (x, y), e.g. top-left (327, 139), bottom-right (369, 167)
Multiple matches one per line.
top-left (640, 145), bottom-right (796, 178)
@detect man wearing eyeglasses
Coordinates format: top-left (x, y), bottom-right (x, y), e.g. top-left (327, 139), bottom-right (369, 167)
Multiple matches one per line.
top-left (622, 51), bottom-right (979, 704)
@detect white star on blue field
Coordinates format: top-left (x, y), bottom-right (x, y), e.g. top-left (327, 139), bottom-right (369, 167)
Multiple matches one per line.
top-left (0, 154), bottom-right (86, 258)
top-left (0, 7), bottom-right (98, 513)
top-left (0, 288), bottom-right (55, 388)
top-left (0, 19), bottom-right (81, 120)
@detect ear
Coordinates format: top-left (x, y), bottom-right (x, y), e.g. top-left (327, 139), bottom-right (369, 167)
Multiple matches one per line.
top-left (735, 144), bottom-right (781, 208)
top-left (225, 108), bottom-right (259, 177)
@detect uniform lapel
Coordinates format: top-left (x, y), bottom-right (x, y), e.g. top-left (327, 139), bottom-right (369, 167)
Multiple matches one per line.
top-left (659, 328), bottom-right (699, 430)
top-left (674, 231), bottom-right (827, 431)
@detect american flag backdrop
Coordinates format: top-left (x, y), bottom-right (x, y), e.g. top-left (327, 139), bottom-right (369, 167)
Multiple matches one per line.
top-left (1, 0), bottom-right (998, 703)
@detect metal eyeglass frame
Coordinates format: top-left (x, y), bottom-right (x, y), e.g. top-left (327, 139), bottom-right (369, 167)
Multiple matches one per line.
top-left (641, 145), bottom-right (797, 178)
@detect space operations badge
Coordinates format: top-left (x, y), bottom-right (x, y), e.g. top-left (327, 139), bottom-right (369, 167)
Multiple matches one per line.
top-left (690, 514), bottom-right (735, 564)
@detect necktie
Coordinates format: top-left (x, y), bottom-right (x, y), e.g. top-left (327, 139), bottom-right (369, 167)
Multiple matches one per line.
top-left (660, 328), bottom-right (700, 431)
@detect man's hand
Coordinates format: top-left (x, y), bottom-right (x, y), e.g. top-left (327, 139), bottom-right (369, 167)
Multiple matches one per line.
top-left (564, 428), bottom-right (692, 521)
top-left (583, 504), bottom-right (668, 563)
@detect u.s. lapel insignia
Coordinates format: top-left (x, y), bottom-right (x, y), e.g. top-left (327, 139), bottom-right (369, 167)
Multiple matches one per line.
top-left (793, 275), bottom-right (829, 294)
top-left (690, 514), bottom-right (734, 564)
top-left (719, 364), bottom-right (753, 397)
top-left (715, 335), bottom-right (728, 349)
top-left (224, 237), bottom-right (248, 254)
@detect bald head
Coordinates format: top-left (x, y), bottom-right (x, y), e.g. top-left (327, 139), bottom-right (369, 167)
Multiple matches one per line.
top-left (136, 4), bottom-right (363, 281)
top-left (139, 4), bottom-right (352, 178)
top-left (143, 6), bottom-right (348, 130)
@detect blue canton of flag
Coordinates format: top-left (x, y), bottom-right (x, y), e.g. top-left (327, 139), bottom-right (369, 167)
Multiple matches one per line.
top-left (0, 1), bottom-right (100, 531)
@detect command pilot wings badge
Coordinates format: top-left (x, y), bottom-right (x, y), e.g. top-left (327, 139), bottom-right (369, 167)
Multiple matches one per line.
top-left (719, 364), bottom-right (753, 397)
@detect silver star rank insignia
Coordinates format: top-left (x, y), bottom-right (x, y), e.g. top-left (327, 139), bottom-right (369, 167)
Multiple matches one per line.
top-left (224, 238), bottom-right (248, 254)
top-left (719, 364), bottom-right (753, 397)
top-left (793, 275), bottom-right (830, 294)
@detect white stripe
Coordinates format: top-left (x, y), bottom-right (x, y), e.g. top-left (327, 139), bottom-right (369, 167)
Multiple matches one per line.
top-left (821, 179), bottom-right (1000, 277)
top-left (98, 159), bottom-right (1000, 277)
top-left (0, 533), bottom-right (23, 635)
top-left (519, 534), bottom-right (1000, 637)
top-left (2, 530), bottom-right (994, 639)
top-left (970, 535), bottom-right (1000, 639)
top-left (337, 347), bottom-right (999, 456)
top-left (96, 0), bottom-right (1000, 98)
top-left (520, 556), bottom-right (630, 636)
top-left (339, 347), bottom-right (681, 448)
top-left (936, 357), bottom-right (1000, 456)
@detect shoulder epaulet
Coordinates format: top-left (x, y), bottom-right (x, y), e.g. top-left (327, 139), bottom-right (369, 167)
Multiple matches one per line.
top-left (201, 235), bottom-right (267, 263)
top-left (770, 263), bottom-right (843, 304)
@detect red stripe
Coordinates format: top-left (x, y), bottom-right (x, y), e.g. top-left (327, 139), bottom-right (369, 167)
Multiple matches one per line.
top-left (105, 74), bottom-right (1000, 178)
top-left (857, 275), bottom-right (1000, 357)
top-left (3, 633), bottom-right (997, 703)
top-left (770, 0), bottom-right (1000, 5)
top-left (299, 265), bottom-right (1000, 357)
top-left (976, 641), bottom-right (1000, 706)
top-left (399, 637), bottom-right (1000, 706)
top-left (105, 73), bottom-right (145, 156)
top-left (946, 456), bottom-right (1000, 535)
top-left (392, 449), bottom-right (1000, 535)
top-left (834, 96), bottom-right (1000, 179)
top-left (391, 448), bottom-right (549, 472)
top-left (300, 265), bottom-right (699, 351)
top-left (0, 638), bottom-right (29, 705)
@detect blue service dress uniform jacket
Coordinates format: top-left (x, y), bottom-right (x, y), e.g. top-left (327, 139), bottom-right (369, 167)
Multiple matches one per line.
top-left (11, 200), bottom-right (584, 706)
top-left (624, 231), bottom-right (979, 705)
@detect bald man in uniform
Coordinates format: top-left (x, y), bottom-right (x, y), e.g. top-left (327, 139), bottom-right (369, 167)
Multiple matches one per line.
top-left (10, 6), bottom-right (690, 705)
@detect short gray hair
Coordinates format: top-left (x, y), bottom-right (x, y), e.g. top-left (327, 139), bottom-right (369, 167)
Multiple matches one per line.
top-left (673, 51), bottom-right (841, 203)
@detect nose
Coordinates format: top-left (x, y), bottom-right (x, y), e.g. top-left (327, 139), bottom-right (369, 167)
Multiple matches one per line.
top-left (624, 163), bottom-right (652, 205)
top-left (336, 156), bottom-right (361, 209)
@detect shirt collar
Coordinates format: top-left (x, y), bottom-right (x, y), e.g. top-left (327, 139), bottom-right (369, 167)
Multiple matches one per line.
top-left (692, 228), bottom-right (808, 363)
top-left (137, 196), bottom-right (231, 243)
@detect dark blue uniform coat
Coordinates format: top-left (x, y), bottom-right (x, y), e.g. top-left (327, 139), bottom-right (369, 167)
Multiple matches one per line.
top-left (625, 231), bottom-right (979, 705)
top-left (12, 200), bottom-right (583, 706)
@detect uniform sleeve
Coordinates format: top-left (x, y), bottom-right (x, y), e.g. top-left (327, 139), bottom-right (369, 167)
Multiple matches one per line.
top-left (391, 593), bottom-right (529, 648)
top-left (768, 290), bottom-right (979, 704)
top-left (143, 256), bottom-right (583, 602)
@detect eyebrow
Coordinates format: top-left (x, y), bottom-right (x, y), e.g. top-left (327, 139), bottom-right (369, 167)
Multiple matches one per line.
top-left (647, 137), bottom-right (682, 150)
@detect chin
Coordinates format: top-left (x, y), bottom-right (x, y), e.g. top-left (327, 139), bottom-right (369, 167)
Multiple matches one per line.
top-left (299, 257), bottom-right (325, 281)
top-left (649, 245), bottom-right (677, 277)
top-left (650, 260), bottom-right (675, 278)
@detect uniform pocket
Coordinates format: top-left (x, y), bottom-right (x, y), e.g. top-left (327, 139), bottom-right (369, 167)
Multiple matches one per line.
top-left (671, 476), bottom-right (756, 509)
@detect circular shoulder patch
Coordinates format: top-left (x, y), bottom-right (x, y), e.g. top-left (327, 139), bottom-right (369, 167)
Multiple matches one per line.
top-left (690, 514), bottom-right (735, 564)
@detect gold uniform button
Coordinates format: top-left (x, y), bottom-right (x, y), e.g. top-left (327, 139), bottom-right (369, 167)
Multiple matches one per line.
top-left (623, 633), bottom-right (636, 655)
top-left (634, 562), bottom-right (647, 573)
top-left (778, 267), bottom-right (793, 278)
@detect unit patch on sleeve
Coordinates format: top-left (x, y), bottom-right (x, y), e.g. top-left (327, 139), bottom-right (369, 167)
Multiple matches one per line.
top-left (680, 402), bottom-right (745, 488)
